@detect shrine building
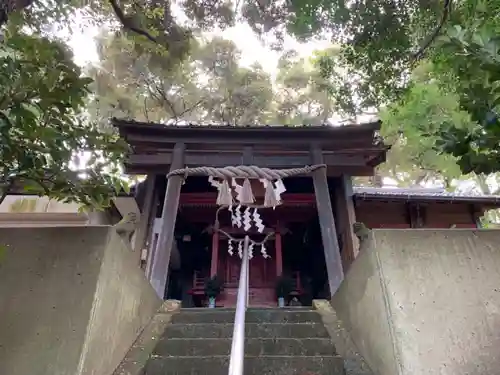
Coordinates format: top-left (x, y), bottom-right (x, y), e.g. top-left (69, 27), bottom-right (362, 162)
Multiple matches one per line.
top-left (113, 119), bottom-right (500, 308)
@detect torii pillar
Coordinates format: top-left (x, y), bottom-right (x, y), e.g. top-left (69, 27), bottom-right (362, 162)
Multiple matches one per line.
top-left (150, 143), bottom-right (185, 298)
top-left (310, 146), bottom-right (344, 297)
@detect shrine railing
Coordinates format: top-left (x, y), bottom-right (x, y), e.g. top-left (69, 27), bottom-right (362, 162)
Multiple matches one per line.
top-left (228, 235), bottom-right (250, 375)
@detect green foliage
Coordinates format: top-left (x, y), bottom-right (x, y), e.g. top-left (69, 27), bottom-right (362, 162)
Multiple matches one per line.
top-left (431, 16), bottom-right (500, 175)
top-left (273, 50), bottom-right (338, 125)
top-left (379, 63), bottom-right (474, 187)
top-left (287, 0), bottom-right (500, 175)
top-left (88, 32), bottom-right (349, 127)
top-left (7, 0), bottom-right (500, 192)
top-left (0, 32), bottom-right (129, 208)
top-left (88, 33), bottom-right (275, 126)
top-left (204, 275), bottom-right (224, 298)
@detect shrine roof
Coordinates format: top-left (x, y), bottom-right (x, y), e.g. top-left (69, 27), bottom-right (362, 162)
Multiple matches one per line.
top-left (112, 118), bottom-right (382, 133)
top-left (353, 187), bottom-right (500, 206)
top-left (112, 118), bottom-right (385, 147)
top-left (112, 118), bottom-right (388, 176)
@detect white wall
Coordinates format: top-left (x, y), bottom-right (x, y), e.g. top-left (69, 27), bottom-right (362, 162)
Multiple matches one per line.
top-left (0, 195), bottom-right (122, 226)
top-left (0, 195), bottom-right (81, 213)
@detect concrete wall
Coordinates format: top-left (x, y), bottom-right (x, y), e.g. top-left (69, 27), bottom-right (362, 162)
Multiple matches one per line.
top-left (333, 229), bottom-right (500, 375)
top-left (78, 228), bottom-right (160, 375)
top-left (0, 195), bottom-right (137, 227)
top-left (0, 195), bottom-right (81, 213)
top-left (0, 226), bottom-right (161, 375)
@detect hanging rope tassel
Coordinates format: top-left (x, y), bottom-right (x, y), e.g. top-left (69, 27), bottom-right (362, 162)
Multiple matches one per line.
top-left (264, 180), bottom-right (279, 208)
top-left (239, 178), bottom-right (255, 204)
top-left (216, 179), bottom-right (233, 205)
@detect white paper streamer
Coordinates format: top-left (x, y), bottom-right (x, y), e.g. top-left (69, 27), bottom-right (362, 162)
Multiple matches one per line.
top-left (234, 205), bottom-right (242, 228)
top-left (243, 206), bottom-right (252, 231)
top-left (228, 239), bottom-right (234, 256)
top-left (260, 243), bottom-right (270, 259)
top-left (248, 242), bottom-right (254, 259)
top-left (275, 179), bottom-right (286, 196)
top-left (208, 176), bottom-right (220, 189)
top-left (237, 241), bottom-right (243, 259)
top-left (232, 178), bottom-right (244, 203)
top-left (252, 208), bottom-right (265, 233)
top-left (229, 206), bottom-right (238, 227)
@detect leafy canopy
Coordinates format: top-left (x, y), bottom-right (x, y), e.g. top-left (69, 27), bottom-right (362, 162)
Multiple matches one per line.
top-left (0, 31), bottom-right (128, 207)
top-left (287, 0), bottom-right (500, 175)
top-left (6, 0), bottom-right (500, 193)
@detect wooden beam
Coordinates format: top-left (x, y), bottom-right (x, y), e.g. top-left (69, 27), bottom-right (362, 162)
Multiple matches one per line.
top-left (125, 133), bottom-right (377, 148)
top-left (310, 146), bottom-right (344, 297)
top-left (150, 143), bottom-right (185, 299)
top-left (334, 175), bottom-right (358, 272)
top-left (275, 230), bottom-right (283, 276)
top-left (128, 152), bottom-right (368, 168)
top-left (408, 203), bottom-right (425, 228)
top-left (469, 204), bottom-right (482, 227)
top-left (210, 231), bottom-right (219, 277)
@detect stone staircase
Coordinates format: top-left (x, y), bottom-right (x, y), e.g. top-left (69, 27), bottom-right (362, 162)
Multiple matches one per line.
top-left (142, 307), bottom-right (346, 375)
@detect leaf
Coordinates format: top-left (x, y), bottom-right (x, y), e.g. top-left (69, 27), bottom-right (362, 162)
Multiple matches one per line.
top-left (20, 103), bottom-right (41, 118)
top-left (0, 32), bottom-right (127, 207)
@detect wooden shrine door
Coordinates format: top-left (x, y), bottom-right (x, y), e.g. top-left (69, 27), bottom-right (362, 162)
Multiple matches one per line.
top-left (218, 243), bottom-right (277, 307)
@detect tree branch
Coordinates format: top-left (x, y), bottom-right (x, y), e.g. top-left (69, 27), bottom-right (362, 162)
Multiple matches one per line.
top-left (108, 0), bottom-right (159, 44)
top-left (148, 80), bottom-right (179, 120)
top-left (176, 99), bottom-right (204, 118)
top-left (412, 0), bottom-right (453, 61)
top-left (254, 0), bottom-right (267, 14)
top-left (143, 96), bottom-right (150, 121)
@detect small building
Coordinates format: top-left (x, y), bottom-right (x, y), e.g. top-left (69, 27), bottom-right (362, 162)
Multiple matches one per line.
top-left (352, 186), bottom-right (499, 229)
top-left (112, 119), bottom-right (500, 307)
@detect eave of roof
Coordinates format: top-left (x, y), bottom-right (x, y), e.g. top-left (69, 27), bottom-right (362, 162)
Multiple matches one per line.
top-left (353, 187), bottom-right (500, 206)
top-left (112, 118), bottom-right (383, 135)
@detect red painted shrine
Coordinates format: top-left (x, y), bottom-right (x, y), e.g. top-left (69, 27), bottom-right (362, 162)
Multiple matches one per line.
top-left (113, 119), bottom-right (500, 308)
top-left (179, 192), bottom-right (319, 307)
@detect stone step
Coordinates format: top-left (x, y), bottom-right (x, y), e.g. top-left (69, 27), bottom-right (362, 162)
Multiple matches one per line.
top-left (153, 338), bottom-right (338, 357)
top-left (144, 355), bottom-right (345, 375)
top-left (180, 307), bottom-right (313, 312)
top-left (172, 309), bottom-right (322, 324)
top-left (163, 323), bottom-right (330, 339)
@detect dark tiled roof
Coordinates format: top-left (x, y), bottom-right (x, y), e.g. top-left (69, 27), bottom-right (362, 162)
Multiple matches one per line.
top-left (353, 187), bottom-right (500, 205)
top-left (111, 118), bottom-right (381, 130)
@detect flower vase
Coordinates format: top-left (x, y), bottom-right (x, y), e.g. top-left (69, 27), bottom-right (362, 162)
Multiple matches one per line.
top-left (208, 296), bottom-right (216, 308)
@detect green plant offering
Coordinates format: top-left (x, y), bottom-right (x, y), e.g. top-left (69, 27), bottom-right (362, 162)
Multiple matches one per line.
top-left (204, 275), bottom-right (224, 298)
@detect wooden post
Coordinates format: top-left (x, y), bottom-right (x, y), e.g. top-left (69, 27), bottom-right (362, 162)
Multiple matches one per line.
top-left (133, 175), bottom-right (156, 256)
top-left (408, 203), bottom-right (425, 228)
top-left (275, 231), bottom-right (283, 276)
top-left (146, 218), bottom-right (161, 280)
top-left (210, 231), bottom-right (219, 277)
top-left (310, 146), bottom-right (344, 297)
top-left (334, 175), bottom-right (358, 271)
top-left (144, 187), bottom-right (159, 273)
top-left (150, 143), bottom-right (185, 299)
